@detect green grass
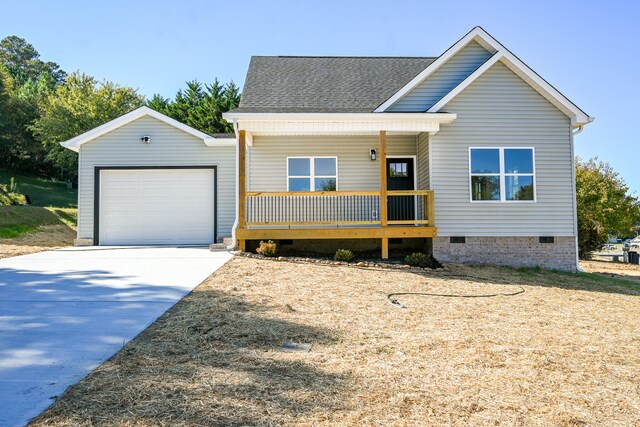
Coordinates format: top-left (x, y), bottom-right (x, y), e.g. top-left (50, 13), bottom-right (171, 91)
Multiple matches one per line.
top-left (0, 206), bottom-right (77, 238)
top-left (574, 271), bottom-right (640, 288)
top-left (0, 170), bottom-right (77, 208)
top-left (0, 224), bottom-right (40, 238)
top-left (510, 264), bottom-right (640, 292)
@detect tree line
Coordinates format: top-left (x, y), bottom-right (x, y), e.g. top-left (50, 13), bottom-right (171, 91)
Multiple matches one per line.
top-left (0, 35), bottom-right (240, 180)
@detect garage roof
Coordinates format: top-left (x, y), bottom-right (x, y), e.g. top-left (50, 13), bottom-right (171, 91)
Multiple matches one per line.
top-left (60, 106), bottom-right (235, 152)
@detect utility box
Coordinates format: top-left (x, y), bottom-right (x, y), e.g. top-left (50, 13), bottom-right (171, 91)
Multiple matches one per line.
top-left (629, 251), bottom-right (639, 265)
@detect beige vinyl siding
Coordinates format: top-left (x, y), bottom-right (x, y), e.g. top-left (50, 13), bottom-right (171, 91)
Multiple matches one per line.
top-left (247, 135), bottom-right (417, 192)
top-left (388, 41), bottom-right (492, 112)
top-left (77, 116), bottom-right (236, 241)
top-left (416, 132), bottom-right (429, 190)
top-left (430, 61), bottom-right (575, 236)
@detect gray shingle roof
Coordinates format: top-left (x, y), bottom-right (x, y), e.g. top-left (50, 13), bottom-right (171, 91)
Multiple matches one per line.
top-left (234, 56), bottom-right (436, 113)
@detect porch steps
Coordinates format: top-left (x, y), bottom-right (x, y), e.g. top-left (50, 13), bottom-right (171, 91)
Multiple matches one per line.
top-left (210, 237), bottom-right (235, 252)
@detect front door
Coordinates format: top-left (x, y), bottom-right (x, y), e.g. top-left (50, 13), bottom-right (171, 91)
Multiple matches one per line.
top-left (386, 158), bottom-right (415, 221)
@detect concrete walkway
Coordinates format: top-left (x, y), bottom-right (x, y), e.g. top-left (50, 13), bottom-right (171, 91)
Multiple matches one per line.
top-left (0, 246), bottom-right (232, 427)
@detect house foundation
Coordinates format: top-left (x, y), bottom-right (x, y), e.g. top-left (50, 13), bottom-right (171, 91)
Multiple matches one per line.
top-left (432, 236), bottom-right (578, 271)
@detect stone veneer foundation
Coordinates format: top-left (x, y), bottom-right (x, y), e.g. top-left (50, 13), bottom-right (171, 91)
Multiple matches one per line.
top-left (432, 236), bottom-right (578, 271)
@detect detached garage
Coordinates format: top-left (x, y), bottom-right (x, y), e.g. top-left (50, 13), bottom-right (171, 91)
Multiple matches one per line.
top-left (61, 107), bottom-right (236, 246)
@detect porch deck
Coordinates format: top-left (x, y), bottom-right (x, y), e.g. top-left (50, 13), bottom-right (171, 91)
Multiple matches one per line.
top-left (235, 225), bottom-right (437, 240)
top-left (236, 189), bottom-right (436, 257)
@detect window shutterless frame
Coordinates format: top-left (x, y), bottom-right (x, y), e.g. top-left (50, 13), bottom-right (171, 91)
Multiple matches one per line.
top-left (468, 147), bottom-right (536, 203)
top-left (286, 156), bottom-right (338, 191)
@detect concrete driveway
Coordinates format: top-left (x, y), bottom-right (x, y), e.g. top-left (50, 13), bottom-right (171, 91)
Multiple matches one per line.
top-left (0, 246), bottom-right (232, 427)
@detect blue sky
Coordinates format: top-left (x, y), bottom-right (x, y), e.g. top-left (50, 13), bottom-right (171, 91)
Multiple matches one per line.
top-left (1, 0), bottom-right (638, 192)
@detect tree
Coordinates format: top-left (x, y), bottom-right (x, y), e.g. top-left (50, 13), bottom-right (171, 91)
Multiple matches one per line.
top-left (147, 79), bottom-right (240, 135)
top-left (31, 72), bottom-right (144, 179)
top-left (0, 36), bottom-right (65, 86)
top-left (575, 157), bottom-right (640, 258)
top-left (146, 93), bottom-right (170, 112)
top-left (0, 67), bottom-right (14, 161)
top-left (0, 66), bottom-right (53, 175)
top-left (0, 36), bottom-right (64, 177)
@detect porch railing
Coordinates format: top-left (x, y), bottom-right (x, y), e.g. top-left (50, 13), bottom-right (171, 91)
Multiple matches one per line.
top-left (244, 190), bottom-right (434, 227)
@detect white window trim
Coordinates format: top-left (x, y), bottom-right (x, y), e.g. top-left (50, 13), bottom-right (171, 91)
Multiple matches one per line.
top-left (468, 147), bottom-right (536, 203)
top-left (286, 156), bottom-right (338, 191)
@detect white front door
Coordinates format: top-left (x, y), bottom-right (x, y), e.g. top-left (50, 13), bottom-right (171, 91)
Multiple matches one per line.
top-left (99, 169), bottom-right (215, 245)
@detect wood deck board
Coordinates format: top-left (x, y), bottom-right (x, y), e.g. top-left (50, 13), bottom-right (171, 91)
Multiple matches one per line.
top-left (236, 227), bottom-right (437, 240)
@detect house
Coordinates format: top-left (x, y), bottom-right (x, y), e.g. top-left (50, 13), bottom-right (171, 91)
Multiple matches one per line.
top-left (61, 27), bottom-right (593, 271)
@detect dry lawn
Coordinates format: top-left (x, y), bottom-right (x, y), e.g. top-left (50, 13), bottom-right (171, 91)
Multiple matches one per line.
top-left (0, 224), bottom-right (76, 259)
top-left (32, 257), bottom-right (640, 426)
top-left (581, 259), bottom-right (640, 282)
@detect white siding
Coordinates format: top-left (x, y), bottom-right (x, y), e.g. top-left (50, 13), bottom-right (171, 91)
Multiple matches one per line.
top-left (430, 61), bottom-right (575, 236)
top-left (78, 116), bottom-right (236, 241)
top-left (389, 41), bottom-right (492, 112)
top-left (247, 135), bottom-right (417, 191)
top-left (416, 132), bottom-right (429, 190)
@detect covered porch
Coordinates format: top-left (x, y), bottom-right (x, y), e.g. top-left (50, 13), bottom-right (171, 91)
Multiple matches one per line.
top-left (230, 113), bottom-right (456, 258)
top-left (237, 187), bottom-right (436, 254)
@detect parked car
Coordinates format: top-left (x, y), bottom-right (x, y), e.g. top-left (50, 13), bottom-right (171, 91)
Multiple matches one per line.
top-left (602, 244), bottom-right (617, 251)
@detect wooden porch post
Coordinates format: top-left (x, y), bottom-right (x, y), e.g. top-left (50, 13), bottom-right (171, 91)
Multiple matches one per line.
top-left (379, 130), bottom-right (388, 259)
top-left (238, 130), bottom-right (247, 251)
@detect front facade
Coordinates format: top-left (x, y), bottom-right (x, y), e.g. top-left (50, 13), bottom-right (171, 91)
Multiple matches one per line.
top-left (63, 27), bottom-right (592, 271)
top-left (223, 27), bottom-right (592, 270)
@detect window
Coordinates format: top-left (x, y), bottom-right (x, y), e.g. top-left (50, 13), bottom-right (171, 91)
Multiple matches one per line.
top-left (389, 162), bottom-right (408, 177)
top-left (287, 157), bottom-right (337, 191)
top-left (469, 148), bottom-right (535, 202)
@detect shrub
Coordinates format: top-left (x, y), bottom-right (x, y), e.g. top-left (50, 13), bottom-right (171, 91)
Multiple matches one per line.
top-left (404, 252), bottom-right (441, 269)
top-left (256, 240), bottom-right (277, 257)
top-left (0, 183), bottom-right (26, 206)
top-left (334, 249), bottom-right (354, 262)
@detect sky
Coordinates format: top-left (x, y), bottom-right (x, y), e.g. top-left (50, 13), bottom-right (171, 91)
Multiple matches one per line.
top-left (1, 0), bottom-right (638, 192)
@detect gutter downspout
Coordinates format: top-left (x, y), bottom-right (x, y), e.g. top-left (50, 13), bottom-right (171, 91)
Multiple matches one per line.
top-left (227, 118), bottom-right (239, 250)
top-left (570, 127), bottom-right (582, 272)
top-left (572, 118), bottom-right (594, 269)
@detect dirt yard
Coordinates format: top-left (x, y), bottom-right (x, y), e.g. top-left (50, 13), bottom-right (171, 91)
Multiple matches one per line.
top-left (32, 256), bottom-right (640, 426)
top-left (0, 224), bottom-right (75, 259)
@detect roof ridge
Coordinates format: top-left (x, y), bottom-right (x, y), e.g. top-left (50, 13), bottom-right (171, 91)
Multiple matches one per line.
top-left (252, 55), bottom-right (437, 59)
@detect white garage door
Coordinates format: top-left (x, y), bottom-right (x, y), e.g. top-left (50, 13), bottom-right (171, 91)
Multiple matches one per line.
top-left (99, 169), bottom-right (215, 245)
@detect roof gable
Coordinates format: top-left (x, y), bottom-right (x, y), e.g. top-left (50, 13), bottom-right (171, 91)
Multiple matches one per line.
top-left (387, 40), bottom-right (492, 112)
top-left (377, 27), bottom-right (593, 127)
top-left (439, 60), bottom-right (570, 120)
top-left (60, 107), bottom-right (234, 152)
